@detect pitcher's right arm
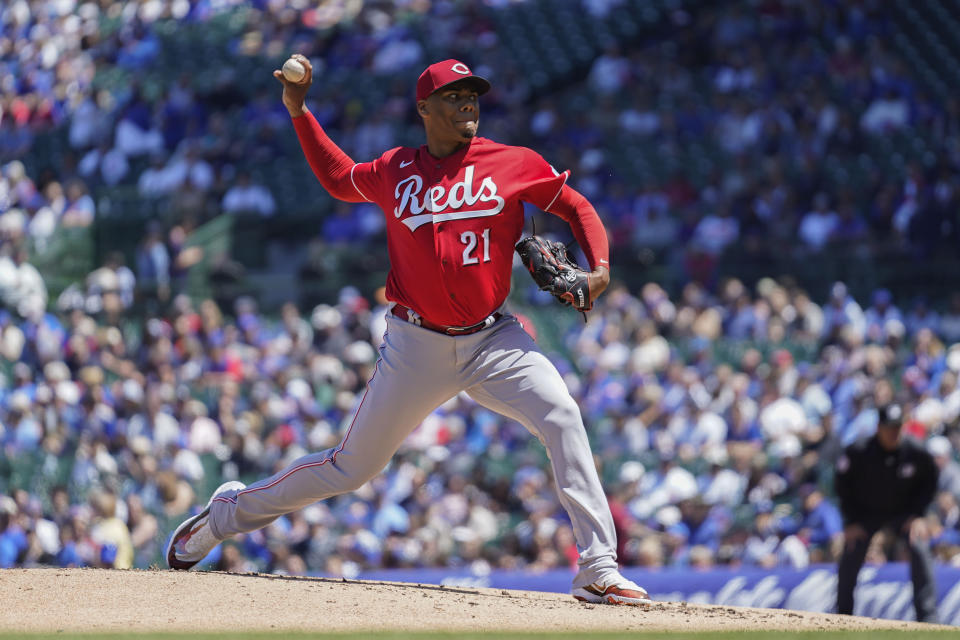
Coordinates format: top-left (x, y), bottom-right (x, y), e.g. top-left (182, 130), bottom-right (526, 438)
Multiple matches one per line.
top-left (275, 54), bottom-right (368, 203)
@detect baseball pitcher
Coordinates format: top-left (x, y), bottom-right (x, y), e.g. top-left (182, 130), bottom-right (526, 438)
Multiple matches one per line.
top-left (167, 56), bottom-right (650, 606)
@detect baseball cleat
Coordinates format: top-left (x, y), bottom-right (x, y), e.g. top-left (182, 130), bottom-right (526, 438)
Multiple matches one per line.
top-left (166, 481), bottom-right (245, 570)
top-left (572, 575), bottom-right (653, 606)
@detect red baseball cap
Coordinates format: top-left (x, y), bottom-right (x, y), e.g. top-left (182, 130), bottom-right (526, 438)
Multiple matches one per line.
top-left (415, 59), bottom-right (491, 102)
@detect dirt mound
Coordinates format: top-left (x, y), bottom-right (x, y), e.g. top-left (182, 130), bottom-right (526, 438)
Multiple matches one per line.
top-left (0, 568), bottom-right (946, 633)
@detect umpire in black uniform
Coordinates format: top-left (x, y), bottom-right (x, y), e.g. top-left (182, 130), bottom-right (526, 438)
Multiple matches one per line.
top-left (834, 404), bottom-right (939, 622)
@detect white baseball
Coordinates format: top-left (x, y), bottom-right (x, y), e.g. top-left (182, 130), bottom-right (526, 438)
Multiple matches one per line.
top-left (282, 58), bottom-right (306, 83)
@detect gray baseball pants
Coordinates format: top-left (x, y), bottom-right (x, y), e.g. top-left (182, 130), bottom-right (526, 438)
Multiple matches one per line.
top-left (208, 313), bottom-right (619, 586)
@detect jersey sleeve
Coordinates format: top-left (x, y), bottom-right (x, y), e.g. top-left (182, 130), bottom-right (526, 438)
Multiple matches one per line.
top-left (515, 147), bottom-right (609, 271)
top-left (291, 111), bottom-right (392, 204)
top-left (350, 147), bottom-right (404, 206)
top-left (347, 159), bottom-right (380, 204)
top-left (292, 112), bottom-right (363, 202)
top-left (516, 148), bottom-right (570, 211)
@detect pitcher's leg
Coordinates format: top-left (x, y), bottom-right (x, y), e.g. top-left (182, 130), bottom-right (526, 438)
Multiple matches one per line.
top-left (210, 320), bottom-right (459, 539)
top-left (466, 322), bottom-right (618, 585)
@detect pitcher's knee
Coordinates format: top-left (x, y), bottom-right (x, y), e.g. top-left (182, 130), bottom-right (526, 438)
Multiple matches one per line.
top-left (326, 458), bottom-right (384, 494)
top-left (542, 397), bottom-right (584, 432)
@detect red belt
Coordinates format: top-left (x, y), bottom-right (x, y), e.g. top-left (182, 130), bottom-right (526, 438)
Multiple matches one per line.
top-left (391, 304), bottom-right (501, 336)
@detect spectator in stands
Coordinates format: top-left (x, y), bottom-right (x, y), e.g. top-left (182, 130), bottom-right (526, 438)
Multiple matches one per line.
top-left (26, 180), bottom-right (62, 250)
top-left (780, 485), bottom-right (843, 562)
top-left (114, 88), bottom-right (164, 158)
top-left (0, 497), bottom-right (25, 568)
top-left (906, 298), bottom-right (941, 337)
top-left (864, 289), bottom-right (902, 343)
top-left (743, 505), bottom-right (784, 568)
top-left (821, 282), bottom-right (865, 343)
top-left (832, 199), bottom-right (868, 245)
top-left (69, 93), bottom-right (112, 151)
top-left (798, 193), bottom-right (839, 251)
top-left (161, 145), bottom-right (215, 194)
top-left (323, 202), bottom-right (367, 246)
top-left (588, 44), bottom-right (630, 95)
top-left (691, 203), bottom-right (740, 258)
top-left (61, 180), bottom-right (95, 228)
top-left (861, 88), bottom-right (909, 134)
top-left (939, 293), bottom-right (960, 344)
top-left (0, 245), bottom-right (46, 319)
top-left (89, 489), bottom-right (134, 569)
top-left (135, 222), bottom-right (170, 302)
top-left (86, 252), bottom-right (136, 317)
top-left (221, 171), bottom-right (276, 217)
top-left (2, 161), bottom-right (41, 211)
top-left (138, 154), bottom-right (173, 198)
top-left (0, 116), bottom-right (33, 161)
top-left (125, 493), bottom-right (159, 568)
top-left (78, 139), bottom-right (129, 187)
top-left (928, 436), bottom-right (960, 500)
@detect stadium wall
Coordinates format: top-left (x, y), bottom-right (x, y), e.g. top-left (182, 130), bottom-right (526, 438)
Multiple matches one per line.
top-left (348, 564), bottom-right (960, 625)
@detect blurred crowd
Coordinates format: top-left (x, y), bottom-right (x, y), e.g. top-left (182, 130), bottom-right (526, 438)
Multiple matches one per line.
top-left (566, 278), bottom-right (960, 570)
top-left (4, 0), bottom-right (960, 577)
top-left (4, 273), bottom-right (960, 575)
top-left (2, 0), bottom-right (960, 267)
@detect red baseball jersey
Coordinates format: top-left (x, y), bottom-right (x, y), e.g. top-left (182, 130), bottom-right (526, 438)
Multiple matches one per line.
top-left (349, 137), bottom-right (569, 326)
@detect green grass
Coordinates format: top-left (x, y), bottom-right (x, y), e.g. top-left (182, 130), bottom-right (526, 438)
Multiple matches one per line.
top-left (0, 632), bottom-right (958, 640)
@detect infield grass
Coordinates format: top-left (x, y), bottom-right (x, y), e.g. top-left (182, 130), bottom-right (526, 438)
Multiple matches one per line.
top-left (0, 632), bottom-right (958, 639)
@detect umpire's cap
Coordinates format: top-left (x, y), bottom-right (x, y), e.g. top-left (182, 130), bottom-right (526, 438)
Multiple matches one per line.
top-left (877, 403), bottom-right (903, 428)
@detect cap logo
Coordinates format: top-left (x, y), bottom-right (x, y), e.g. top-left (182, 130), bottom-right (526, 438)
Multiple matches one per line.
top-left (451, 63), bottom-right (470, 75)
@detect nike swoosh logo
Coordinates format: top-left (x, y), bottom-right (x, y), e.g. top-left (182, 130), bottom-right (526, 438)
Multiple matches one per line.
top-left (399, 160), bottom-right (414, 168)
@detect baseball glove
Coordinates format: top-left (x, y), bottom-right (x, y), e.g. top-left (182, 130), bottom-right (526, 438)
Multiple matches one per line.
top-left (515, 235), bottom-right (592, 311)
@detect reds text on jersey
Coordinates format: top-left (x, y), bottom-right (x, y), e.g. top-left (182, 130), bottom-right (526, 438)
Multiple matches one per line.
top-left (349, 137), bottom-right (568, 326)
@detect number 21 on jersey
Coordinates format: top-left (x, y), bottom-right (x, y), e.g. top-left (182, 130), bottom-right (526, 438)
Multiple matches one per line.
top-left (461, 228), bottom-right (490, 265)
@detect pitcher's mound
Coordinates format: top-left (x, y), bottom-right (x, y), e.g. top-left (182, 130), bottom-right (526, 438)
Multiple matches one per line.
top-left (0, 568), bottom-right (945, 633)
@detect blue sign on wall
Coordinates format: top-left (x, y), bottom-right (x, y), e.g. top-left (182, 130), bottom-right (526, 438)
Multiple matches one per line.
top-left (352, 564), bottom-right (960, 625)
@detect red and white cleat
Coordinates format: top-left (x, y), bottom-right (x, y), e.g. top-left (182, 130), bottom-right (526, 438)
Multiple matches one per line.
top-left (572, 574), bottom-right (653, 606)
top-left (166, 481), bottom-right (245, 570)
